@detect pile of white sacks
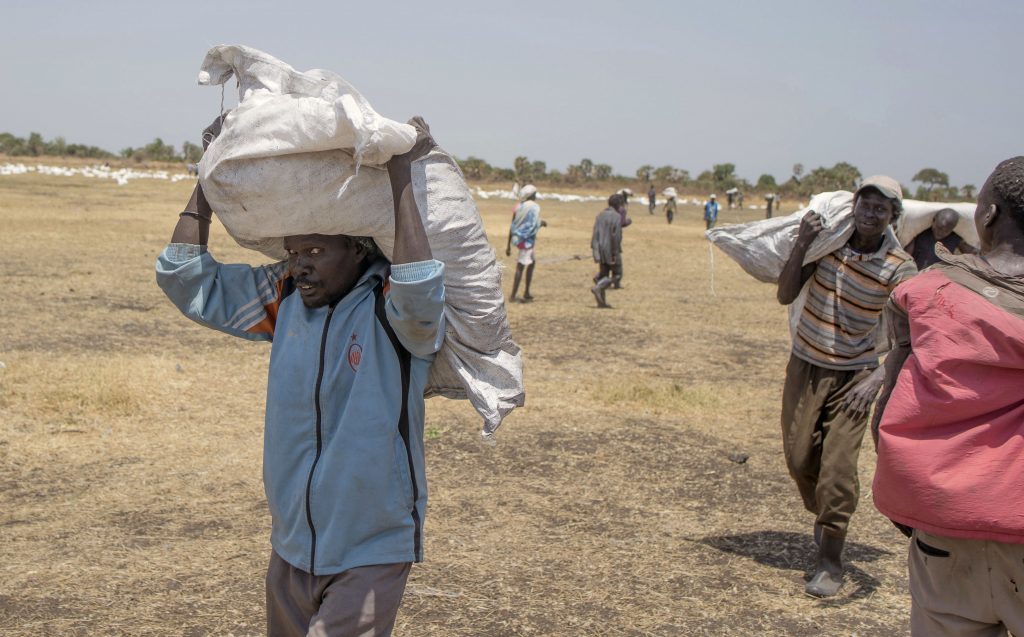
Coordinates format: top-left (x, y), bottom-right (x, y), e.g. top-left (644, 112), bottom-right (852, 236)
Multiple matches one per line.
top-left (0, 162), bottom-right (194, 185)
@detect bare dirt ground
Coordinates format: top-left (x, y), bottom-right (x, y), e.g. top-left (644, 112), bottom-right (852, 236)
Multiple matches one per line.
top-left (0, 174), bottom-right (912, 635)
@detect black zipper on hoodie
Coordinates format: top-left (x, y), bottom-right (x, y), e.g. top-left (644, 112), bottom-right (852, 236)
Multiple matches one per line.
top-left (304, 303), bottom-right (335, 575)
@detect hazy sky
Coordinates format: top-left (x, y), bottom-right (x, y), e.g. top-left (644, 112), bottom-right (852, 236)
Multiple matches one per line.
top-left (2, 0), bottom-right (1020, 187)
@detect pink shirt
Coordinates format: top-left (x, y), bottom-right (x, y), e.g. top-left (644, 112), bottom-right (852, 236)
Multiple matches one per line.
top-left (873, 266), bottom-right (1024, 544)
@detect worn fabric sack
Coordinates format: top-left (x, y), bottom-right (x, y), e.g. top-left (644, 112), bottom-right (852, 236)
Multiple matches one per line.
top-left (706, 191), bottom-right (878, 342)
top-left (705, 191), bottom-right (856, 284)
top-left (196, 44), bottom-right (523, 434)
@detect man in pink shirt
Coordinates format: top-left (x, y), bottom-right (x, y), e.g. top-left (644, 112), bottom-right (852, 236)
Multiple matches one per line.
top-left (872, 156), bottom-right (1024, 636)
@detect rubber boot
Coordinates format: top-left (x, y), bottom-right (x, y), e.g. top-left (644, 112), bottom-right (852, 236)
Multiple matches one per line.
top-left (805, 529), bottom-right (845, 597)
top-left (591, 281), bottom-right (611, 308)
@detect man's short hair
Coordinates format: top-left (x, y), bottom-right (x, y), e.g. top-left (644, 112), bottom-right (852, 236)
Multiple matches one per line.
top-left (933, 208), bottom-right (959, 226)
top-left (990, 156), bottom-right (1024, 231)
top-left (349, 236), bottom-right (382, 260)
top-left (608, 193), bottom-right (625, 208)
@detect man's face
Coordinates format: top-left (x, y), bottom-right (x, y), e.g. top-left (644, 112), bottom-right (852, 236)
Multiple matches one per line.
top-left (284, 234), bottom-right (368, 308)
top-left (852, 189), bottom-right (896, 241)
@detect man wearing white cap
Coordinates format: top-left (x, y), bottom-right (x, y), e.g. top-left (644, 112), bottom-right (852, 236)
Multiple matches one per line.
top-left (505, 184), bottom-right (545, 302)
top-left (776, 176), bottom-right (917, 597)
top-left (704, 194), bottom-right (720, 229)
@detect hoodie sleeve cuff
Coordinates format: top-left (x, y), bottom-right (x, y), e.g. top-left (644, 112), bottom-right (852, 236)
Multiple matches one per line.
top-left (163, 243), bottom-right (207, 262)
top-left (390, 259), bottom-right (444, 283)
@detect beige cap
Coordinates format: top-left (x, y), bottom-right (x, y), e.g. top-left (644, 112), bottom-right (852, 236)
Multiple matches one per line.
top-left (856, 175), bottom-right (903, 206)
top-left (520, 184), bottom-right (538, 200)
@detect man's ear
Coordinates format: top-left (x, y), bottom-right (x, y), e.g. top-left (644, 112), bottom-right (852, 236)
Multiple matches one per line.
top-left (981, 203), bottom-right (1000, 229)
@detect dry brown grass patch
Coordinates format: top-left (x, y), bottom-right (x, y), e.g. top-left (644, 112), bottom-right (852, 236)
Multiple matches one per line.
top-left (0, 175), bottom-right (912, 636)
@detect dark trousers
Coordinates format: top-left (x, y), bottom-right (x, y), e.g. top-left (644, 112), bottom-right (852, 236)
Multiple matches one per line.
top-left (266, 551), bottom-right (411, 637)
top-left (780, 354), bottom-right (872, 534)
top-left (595, 261), bottom-right (622, 289)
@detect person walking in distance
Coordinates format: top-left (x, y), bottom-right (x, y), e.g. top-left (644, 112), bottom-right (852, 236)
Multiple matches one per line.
top-left (704, 194), bottom-right (720, 229)
top-left (590, 193), bottom-right (625, 308)
top-left (505, 184), bottom-right (545, 302)
top-left (663, 187), bottom-right (678, 224)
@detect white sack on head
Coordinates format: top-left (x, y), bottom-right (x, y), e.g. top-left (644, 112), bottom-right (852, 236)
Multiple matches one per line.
top-left (196, 44), bottom-right (523, 434)
top-left (895, 200), bottom-right (978, 248)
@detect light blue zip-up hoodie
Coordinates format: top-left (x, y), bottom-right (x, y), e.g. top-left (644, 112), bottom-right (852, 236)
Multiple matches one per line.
top-left (156, 244), bottom-right (445, 575)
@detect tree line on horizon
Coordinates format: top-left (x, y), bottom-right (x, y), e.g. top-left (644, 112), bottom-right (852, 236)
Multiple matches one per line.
top-left (0, 131), bottom-right (203, 164)
top-left (0, 131), bottom-right (975, 202)
top-left (458, 155), bottom-right (977, 202)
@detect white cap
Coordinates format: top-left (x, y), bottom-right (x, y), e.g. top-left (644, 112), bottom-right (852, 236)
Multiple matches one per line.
top-left (710, 193), bottom-right (717, 199)
top-left (520, 184), bottom-right (537, 200)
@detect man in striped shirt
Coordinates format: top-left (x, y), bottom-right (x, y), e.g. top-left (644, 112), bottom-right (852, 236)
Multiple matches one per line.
top-left (776, 176), bottom-right (917, 597)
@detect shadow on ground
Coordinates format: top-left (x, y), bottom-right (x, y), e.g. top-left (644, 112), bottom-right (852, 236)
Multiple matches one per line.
top-left (700, 530), bottom-right (893, 604)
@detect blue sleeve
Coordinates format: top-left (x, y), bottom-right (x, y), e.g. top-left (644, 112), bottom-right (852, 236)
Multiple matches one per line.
top-left (386, 259), bottom-right (446, 359)
top-left (155, 243), bottom-right (290, 342)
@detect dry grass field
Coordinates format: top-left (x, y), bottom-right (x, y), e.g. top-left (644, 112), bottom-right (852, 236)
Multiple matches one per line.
top-left (0, 173), bottom-right (913, 636)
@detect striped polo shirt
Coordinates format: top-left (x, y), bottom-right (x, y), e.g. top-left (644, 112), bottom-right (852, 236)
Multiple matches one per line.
top-left (793, 230), bottom-right (916, 371)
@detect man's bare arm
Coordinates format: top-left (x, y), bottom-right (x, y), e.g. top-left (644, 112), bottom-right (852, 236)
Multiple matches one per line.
top-left (170, 183), bottom-right (212, 245)
top-left (169, 114), bottom-right (226, 246)
top-left (388, 116), bottom-right (434, 265)
top-left (871, 301), bottom-right (913, 448)
top-left (777, 211), bottom-right (823, 305)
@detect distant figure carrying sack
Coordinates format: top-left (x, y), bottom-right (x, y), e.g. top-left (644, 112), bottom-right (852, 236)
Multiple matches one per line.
top-left (704, 194), bottom-right (719, 229)
top-left (505, 184), bottom-right (546, 303)
top-left (663, 187), bottom-right (678, 224)
top-left (903, 207), bottom-right (977, 270)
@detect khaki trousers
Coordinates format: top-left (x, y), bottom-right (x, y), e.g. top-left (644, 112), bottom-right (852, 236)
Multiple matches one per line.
top-left (909, 530), bottom-right (1024, 637)
top-left (780, 354), bottom-right (872, 534)
top-left (266, 551), bottom-right (411, 637)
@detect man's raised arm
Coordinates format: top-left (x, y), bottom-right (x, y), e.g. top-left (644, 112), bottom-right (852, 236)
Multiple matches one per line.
top-left (383, 117), bottom-right (446, 358)
top-left (777, 210), bottom-right (822, 305)
top-left (156, 115), bottom-right (289, 342)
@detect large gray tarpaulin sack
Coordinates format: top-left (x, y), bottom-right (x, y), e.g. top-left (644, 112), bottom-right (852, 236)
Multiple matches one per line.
top-left (196, 44), bottom-right (523, 435)
top-left (706, 191), bottom-right (887, 345)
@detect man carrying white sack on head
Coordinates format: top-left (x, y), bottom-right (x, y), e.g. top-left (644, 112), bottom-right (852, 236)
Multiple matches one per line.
top-left (505, 184), bottom-right (546, 303)
top-left (157, 116), bottom-right (444, 636)
top-left (776, 176), bottom-right (917, 598)
top-left (903, 207), bottom-right (978, 270)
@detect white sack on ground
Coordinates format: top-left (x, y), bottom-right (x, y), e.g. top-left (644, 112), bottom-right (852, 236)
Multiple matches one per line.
top-left (196, 44), bottom-right (523, 434)
top-left (895, 200), bottom-right (978, 248)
